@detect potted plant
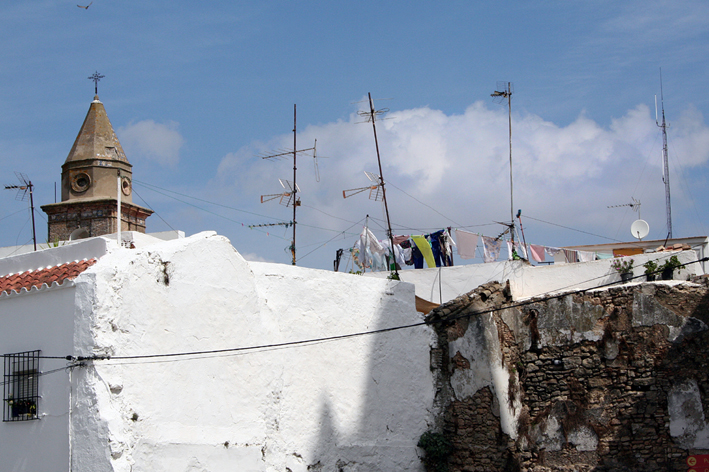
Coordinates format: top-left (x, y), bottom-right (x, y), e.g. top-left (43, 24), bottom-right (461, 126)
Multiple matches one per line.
top-left (611, 257), bottom-right (634, 283)
top-left (660, 255), bottom-right (681, 280)
top-left (643, 260), bottom-right (658, 281)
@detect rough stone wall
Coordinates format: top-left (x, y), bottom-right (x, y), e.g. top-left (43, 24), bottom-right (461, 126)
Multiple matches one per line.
top-left (426, 277), bottom-right (709, 472)
top-left (43, 200), bottom-right (151, 241)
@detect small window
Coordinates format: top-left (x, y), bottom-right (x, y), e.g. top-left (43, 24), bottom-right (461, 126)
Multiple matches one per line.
top-left (3, 350), bottom-right (40, 422)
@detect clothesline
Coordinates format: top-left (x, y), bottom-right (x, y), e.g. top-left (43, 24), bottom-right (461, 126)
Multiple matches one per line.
top-left (350, 225), bottom-right (615, 272)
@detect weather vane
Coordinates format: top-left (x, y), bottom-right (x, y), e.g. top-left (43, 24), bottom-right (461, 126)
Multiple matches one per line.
top-left (88, 71), bottom-right (105, 95)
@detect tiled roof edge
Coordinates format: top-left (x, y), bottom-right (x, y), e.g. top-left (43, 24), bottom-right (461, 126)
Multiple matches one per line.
top-left (0, 278), bottom-right (75, 299)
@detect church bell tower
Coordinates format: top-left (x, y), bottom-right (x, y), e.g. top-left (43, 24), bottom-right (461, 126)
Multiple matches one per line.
top-left (41, 92), bottom-right (153, 241)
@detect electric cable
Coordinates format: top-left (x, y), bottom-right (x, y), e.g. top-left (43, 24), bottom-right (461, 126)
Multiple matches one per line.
top-left (32, 256), bottom-right (707, 363)
top-left (385, 179), bottom-right (465, 227)
top-left (132, 186), bottom-right (176, 232)
top-left (133, 181), bottom-right (289, 241)
top-left (524, 215), bottom-right (626, 243)
top-left (0, 208), bottom-right (28, 222)
top-left (297, 219), bottom-right (364, 261)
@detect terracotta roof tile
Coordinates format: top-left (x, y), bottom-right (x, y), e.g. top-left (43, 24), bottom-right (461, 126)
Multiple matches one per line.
top-left (0, 259), bottom-right (97, 296)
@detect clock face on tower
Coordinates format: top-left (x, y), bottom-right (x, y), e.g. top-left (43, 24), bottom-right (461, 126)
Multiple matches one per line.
top-left (71, 172), bottom-right (91, 193)
top-left (121, 177), bottom-right (132, 196)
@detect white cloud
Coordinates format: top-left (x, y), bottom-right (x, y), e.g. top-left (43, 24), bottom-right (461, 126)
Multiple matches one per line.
top-left (118, 120), bottom-right (185, 167)
top-left (210, 101), bottom-right (709, 268)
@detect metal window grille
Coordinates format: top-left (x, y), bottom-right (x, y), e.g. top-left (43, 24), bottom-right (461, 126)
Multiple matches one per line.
top-left (3, 350), bottom-right (40, 422)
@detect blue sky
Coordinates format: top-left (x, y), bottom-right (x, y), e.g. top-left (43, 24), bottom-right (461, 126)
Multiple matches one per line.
top-left (1, 0), bottom-right (708, 270)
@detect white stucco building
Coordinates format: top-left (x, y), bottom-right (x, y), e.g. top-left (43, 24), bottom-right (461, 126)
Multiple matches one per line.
top-left (0, 232), bottom-right (437, 471)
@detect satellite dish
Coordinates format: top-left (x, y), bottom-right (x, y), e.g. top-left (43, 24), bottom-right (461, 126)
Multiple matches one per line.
top-left (630, 219), bottom-right (650, 240)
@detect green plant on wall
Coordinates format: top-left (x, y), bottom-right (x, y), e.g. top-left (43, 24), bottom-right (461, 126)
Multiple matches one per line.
top-left (417, 431), bottom-right (452, 472)
top-left (660, 255), bottom-right (681, 274)
top-left (643, 260), bottom-right (658, 275)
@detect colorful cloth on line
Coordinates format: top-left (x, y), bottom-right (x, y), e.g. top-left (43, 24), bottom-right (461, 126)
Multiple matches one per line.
top-left (455, 229), bottom-right (479, 260)
top-left (563, 249), bottom-right (578, 263)
top-left (529, 244), bottom-right (545, 263)
top-left (412, 235), bottom-right (436, 268)
top-left (481, 236), bottom-right (502, 263)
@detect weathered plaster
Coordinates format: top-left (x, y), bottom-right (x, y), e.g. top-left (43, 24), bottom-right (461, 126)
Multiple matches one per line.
top-left (67, 231), bottom-right (435, 471)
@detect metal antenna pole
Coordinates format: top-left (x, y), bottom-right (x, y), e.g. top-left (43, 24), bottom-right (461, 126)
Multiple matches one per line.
top-left (292, 104), bottom-right (297, 265)
top-left (657, 70), bottom-right (672, 239)
top-left (492, 82), bottom-right (514, 245)
top-left (507, 83), bottom-right (513, 243)
top-left (4, 173), bottom-right (37, 251)
top-left (367, 93), bottom-right (398, 277)
top-left (28, 181), bottom-right (36, 251)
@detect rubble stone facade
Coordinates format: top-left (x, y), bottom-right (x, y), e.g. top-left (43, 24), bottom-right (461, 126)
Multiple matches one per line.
top-left (426, 277), bottom-right (709, 472)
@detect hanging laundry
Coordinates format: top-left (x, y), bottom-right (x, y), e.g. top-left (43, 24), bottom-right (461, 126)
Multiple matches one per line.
top-left (380, 240), bottom-right (406, 268)
top-left (481, 236), bottom-right (502, 263)
top-left (411, 243), bottom-right (424, 269)
top-left (412, 235), bottom-right (436, 268)
top-left (399, 239), bottom-right (414, 266)
top-left (455, 229), bottom-right (479, 260)
top-left (392, 234), bottom-right (409, 245)
top-left (596, 253), bottom-right (613, 260)
top-left (360, 227), bottom-right (385, 257)
top-left (429, 231), bottom-right (443, 267)
top-left (545, 246), bottom-right (562, 256)
top-left (563, 249), bottom-right (578, 263)
top-left (441, 229), bottom-right (455, 266)
top-left (351, 240), bottom-right (364, 270)
top-left (529, 244), bottom-right (545, 263)
top-left (506, 240), bottom-right (528, 261)
top-left (352, 227), bottom-right (386, 270)
top-left (577, 250), bottom-right (595, 262)
top-left (371, 250), bottom-right (388, 271)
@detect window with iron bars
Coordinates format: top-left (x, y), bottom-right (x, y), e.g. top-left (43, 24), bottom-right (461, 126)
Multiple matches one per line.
top-left (3, 350), bottom-right (40, 422)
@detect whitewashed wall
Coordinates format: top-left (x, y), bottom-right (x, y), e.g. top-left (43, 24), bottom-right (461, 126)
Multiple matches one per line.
top-left (0, 285), bottom-right (76, 472)
top-left (71, 232), bottom-right (436, 472)
top-left (368, 250), bottom-right (703, 303)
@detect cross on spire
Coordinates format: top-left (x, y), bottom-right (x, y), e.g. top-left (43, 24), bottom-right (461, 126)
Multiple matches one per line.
top-left (88, 71), bottom-right (105, 95)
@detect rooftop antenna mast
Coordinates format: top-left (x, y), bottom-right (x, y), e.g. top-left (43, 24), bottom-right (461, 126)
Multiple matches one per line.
top-left (491, 81), bottom-right (515, 245)
top-left (608, 197), bottom-right (642, 218)
top-left (656, 69), bottom-right (672, 239)
top-left (356, 93), bottom-right (398, 277)
top-left (4, 172), bottom-right (37, 251)
top-left (260, 105), bottom-right (320, 266)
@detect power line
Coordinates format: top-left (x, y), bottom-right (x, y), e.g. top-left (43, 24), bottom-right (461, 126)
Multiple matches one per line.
top-left (386, 179), bottom-right (464, 227)
top-left (132, 186), bottom-right (176, 232)
top-left (524, 215), bottom-right (623, 242)
top-left (36, 256), bottom-right (706, 363)
top-left (134, 180), bottom-right (288, 223)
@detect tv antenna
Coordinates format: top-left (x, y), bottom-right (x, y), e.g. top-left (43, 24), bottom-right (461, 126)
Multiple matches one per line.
top-left (655, 69), bottom-right (672, 239)
top-left (261, 179), bottom-right (300, 207)
top-left (608, 197), bottom-right (641, 217)
top-left (4, 172), bottom-right (37, 251)
top-left (353, 93), bottom-right (398, 277)
top-left (342, 171), bottom-right (383, 200)
top-left (259, 105), bottom-right (322, 265)
top-left (491, 81), bottom-right (515, 246)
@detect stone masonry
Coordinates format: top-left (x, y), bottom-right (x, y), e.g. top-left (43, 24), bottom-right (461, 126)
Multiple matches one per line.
top-left (424, 276), bottom-right (709, 472)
